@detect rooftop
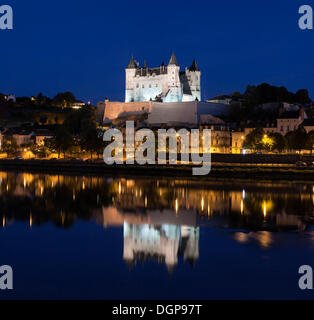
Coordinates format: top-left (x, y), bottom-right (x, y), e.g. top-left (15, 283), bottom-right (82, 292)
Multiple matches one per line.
top-left (277, 111), bottom-right (300, 119)
top-left (302, 118), bottom-right (314, 126)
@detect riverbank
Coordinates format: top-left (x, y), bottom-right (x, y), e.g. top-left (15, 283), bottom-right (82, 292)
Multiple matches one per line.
top-left (0, 159), bottom-right (313, 181)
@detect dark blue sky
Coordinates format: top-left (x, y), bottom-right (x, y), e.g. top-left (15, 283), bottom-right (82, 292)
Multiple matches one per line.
top-left (0, 0), bottom-right (313, 104)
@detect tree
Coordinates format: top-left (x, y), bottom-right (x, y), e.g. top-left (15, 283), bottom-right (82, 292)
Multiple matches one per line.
top-left (80, 126), bottom-right (99, 159)
top-left (36, 92), bottom-right (49, 105)
top-left (64, 105), bottom-right (96, 135)
top-left (53, 92), bottom-right (76, 108)
top-left (243, 83), bottom-right (311, 106)
top-left (2, 135), bottom-right (20, 157)
top-left (270, 133), bottom-right (287, 153)
top-left (286, 127), bottom-right (307, 152)
top-left (295, 89), bottom-right (311, 105)
top-left (29, 143), bottom-right (51, 158)
top-left (305, 130), bottom-right (314, 154)
top-left (80, 121), bottom-right (104, 160)
top-left (47, 125), bottom-right (74, 158)
top-left (243, 128), bottom-right (265, 151)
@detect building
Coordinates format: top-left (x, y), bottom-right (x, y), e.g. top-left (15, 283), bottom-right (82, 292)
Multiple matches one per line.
top-left (72, 101), bottom-right (86, 109)
top-left (277, 109), bottom-right (307, 135)
top-left (301, 118), bottom-right (314, 133)
top-left (10, 129), bottom-right (34, 146)
top-left (200, 123), bottom-right (230, 154)
top-left (207, 96), bottom-right (233, 105)
top-left (2, 128), bottom-right (54, 148)
top-left (33, 129), bottom-right (53, 145)
top-left (232, 131), bottom-right (246, 154)
top-left (125, 53), bottom-right (201, 103)
top-left (231, 128), bottom-right (255, 154)
top-left (96, 52), bottom-right (234, 126)
top-left (123, 223), bottom-right (199, 272)
top-left (6, 94), bottom-right (16, 102)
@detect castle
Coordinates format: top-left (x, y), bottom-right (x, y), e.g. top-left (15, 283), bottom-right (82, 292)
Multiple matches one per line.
top-left (97, 52), bottom-right (229, 124)
top-left (125, 53), bottom-right (201, 103)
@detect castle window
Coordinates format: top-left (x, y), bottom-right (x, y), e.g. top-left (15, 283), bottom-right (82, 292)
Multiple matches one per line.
top-left (156, 84), bottom-right (158, 87)
top-left (149, 84), bottom-right (151, 88)
top-left (136, 83), bottom-right (139, 88)
top-left (142, 85), bottom-right (145, 88)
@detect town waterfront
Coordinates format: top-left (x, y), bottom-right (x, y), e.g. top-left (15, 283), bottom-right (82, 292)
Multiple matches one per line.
top-left (0, 171), bottom-right (313, 299)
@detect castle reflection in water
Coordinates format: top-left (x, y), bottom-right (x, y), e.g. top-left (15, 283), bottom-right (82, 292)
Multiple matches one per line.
top-left (0, 171), bottom-right (313, 272)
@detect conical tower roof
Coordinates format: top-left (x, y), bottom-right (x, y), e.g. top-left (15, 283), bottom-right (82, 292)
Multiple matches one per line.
top-left (189, 59), bottom-right (200, 71)
top-left (127, 56), bottom-right (137, 69)
top-left (168, 52), bottom-right (179, 66)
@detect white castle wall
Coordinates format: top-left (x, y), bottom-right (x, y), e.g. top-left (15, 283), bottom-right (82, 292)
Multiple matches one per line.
top-left (125, 55), bottom-right (201, 103)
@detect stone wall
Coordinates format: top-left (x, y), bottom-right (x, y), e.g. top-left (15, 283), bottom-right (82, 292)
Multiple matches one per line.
top-left (101, 100), bottom-right (153, 121)
top-left (211, 153), bottom-right (314, 164)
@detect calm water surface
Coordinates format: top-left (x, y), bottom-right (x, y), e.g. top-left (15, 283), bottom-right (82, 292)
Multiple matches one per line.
top-left (0, 171), bottom-right (313, 299)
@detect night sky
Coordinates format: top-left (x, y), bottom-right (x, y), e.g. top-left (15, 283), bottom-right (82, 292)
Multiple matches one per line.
top-left (0, 0), bottom-right (314, 104)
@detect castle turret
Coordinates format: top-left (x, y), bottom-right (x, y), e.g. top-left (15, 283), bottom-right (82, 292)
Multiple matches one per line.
top-left (125, 56), bottom-right (138, 102)
top-left (164, 53), bottom-right (182, 102)
top-left (186, 59), bottom-right (201, 101)
top-left (168, 52), bottom-right (179, 66)
top-left (127, 56), bottom-right (137, 69)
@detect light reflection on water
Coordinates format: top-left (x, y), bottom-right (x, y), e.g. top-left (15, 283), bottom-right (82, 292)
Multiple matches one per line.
top-left (1, 171), bottom-right (314, 241)
top-left (0, 171), bottom-right (314, 299)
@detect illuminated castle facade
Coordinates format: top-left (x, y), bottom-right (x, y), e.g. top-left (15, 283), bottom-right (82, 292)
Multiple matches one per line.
top-left (123, 223), bottom-right (199, 272)
top-left (125, 53), bottom-right (201, 103)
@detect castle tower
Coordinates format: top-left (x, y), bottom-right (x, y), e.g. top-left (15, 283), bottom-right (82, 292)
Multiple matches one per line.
top-left (186, 59), bottom-right (201, 101)
top-left (164, 53), bottom-right (182, 102)
top-left (125, 56), bottom-right (137, 102)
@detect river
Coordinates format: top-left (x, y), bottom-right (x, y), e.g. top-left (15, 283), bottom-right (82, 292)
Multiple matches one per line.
top-left (0, 171), bottom-right (313, 299)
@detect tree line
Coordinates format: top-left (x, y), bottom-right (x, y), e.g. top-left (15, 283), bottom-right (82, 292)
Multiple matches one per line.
top-left (2, 105), bottom-right (107, 159)
top-left (244, 127), bottom-right (314, 153)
